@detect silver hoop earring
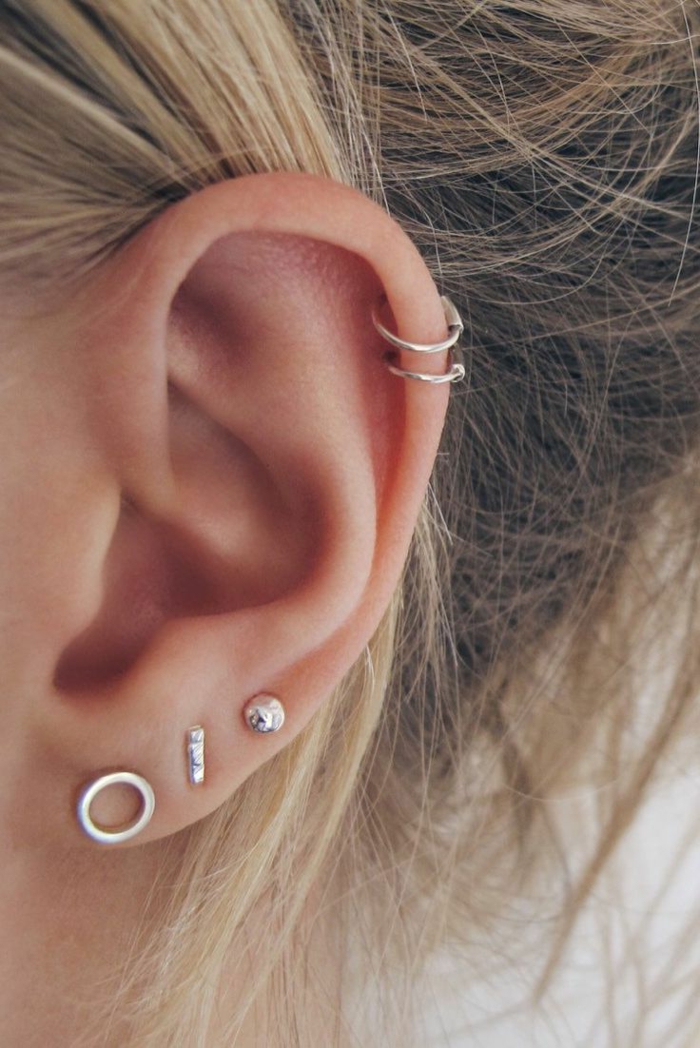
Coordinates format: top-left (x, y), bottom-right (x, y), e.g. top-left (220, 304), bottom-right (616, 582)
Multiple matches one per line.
top-left (76, 771), bottom-right (155, 844)
top-left (243, 694), bottom-right (285, 734)
top-left (186, 725), bottom-right (205, 785)
top-left (373, 294), bottom-right (466, 384)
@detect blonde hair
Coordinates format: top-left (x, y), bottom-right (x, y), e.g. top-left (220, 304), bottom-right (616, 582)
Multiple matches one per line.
top-left (2, 1), bottom-right (700, 1044)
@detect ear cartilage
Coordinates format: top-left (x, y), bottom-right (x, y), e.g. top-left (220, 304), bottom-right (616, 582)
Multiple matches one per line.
top-left (186, 725), bottom-right (205, 785)
top-left (243, 695), bottom-right (285, 734)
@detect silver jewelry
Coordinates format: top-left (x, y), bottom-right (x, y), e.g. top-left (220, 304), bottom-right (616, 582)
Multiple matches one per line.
top-left (373, 295), bottom-right (463, 354)
top-left (186, 725), bottom-right (205, 785)
top-left (373, 294), bottom-right (466, 384)
top-left (384, 358), bottom-right (465, 384)
top-left (76, 771), bottom-right (155, 844)
top-left (243, 694), bottom-right (285, 734)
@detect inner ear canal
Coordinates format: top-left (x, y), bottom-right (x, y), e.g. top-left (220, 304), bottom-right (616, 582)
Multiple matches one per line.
top-left (53, 389), bottom-right (320, 695)
top-left (53, 499), bottom-right (223, 692)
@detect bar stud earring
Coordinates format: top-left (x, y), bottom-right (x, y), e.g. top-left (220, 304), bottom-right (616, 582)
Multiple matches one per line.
top-left (244, 694), bottom-right (285, 734)
top-left (186, 725), bottom-right (205, 785)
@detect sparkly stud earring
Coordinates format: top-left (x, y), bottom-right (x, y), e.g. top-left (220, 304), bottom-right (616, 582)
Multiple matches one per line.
top-left (243, 694), bottom-right (285, 734)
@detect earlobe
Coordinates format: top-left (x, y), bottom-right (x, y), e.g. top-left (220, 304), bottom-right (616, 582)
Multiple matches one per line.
top-left (29, 172), bottom-right (461, 848)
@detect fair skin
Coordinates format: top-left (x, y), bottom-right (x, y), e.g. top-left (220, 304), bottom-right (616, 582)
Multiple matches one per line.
top-left (0, 172), bottom-right (452, 1045)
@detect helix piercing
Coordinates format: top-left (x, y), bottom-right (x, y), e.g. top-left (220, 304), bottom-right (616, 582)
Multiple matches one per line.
top-left (76, 771), bottom-right (155, 844)
top-left (186, 725), bottom-right (205, 785)
top-left (373, 294), bottom-right (466, 384)
top-left (243, 694), bottom-right (285, 734)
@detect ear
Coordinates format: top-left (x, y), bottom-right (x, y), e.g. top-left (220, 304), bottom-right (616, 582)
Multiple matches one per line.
top-left (26, 172), bottom-right (455, 847)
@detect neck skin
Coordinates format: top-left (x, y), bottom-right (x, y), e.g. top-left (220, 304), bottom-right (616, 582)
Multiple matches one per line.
top-left (0, 834), bottom-right (171, 1046)
top-left (0, 829), bottom-right (341, 1046)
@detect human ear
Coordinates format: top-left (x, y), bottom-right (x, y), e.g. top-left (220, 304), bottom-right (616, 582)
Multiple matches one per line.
top-left (18, 172), bottom-right (456, 847)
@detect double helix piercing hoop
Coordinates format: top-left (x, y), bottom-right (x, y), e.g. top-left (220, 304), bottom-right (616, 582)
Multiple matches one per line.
top-left (373, 294), bottom-right (466, 384)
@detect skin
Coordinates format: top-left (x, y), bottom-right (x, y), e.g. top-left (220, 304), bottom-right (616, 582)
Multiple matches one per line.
top-left (0, 172), bottom-right (452, 1045)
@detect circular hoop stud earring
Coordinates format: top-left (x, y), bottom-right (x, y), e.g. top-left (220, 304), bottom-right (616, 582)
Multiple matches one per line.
top-left (76, 771), bottom-right (156, 845)
top-left (243, 694), bottom-right (285, 734)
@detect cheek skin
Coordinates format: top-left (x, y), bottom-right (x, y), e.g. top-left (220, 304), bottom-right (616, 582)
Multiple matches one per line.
top-left (0, 319), bottom-right (119, 707)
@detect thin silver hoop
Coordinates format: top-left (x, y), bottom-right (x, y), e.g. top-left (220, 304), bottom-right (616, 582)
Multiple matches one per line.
top-left (76, 771), bottom-right (156, 844)
top-left (372, 295), bottom-right (464, 354)
top-left (384, 357), bottom-right (466, 384)
top-left (373, 294), bottom-right (466, 383)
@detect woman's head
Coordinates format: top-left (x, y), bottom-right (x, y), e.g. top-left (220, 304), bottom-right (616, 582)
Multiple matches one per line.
top-left (1, 2), bottom-right (699, 1045)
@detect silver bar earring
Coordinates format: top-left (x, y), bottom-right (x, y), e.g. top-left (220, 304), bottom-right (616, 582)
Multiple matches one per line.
top-left (186, 725), bottom-right (205, 784)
